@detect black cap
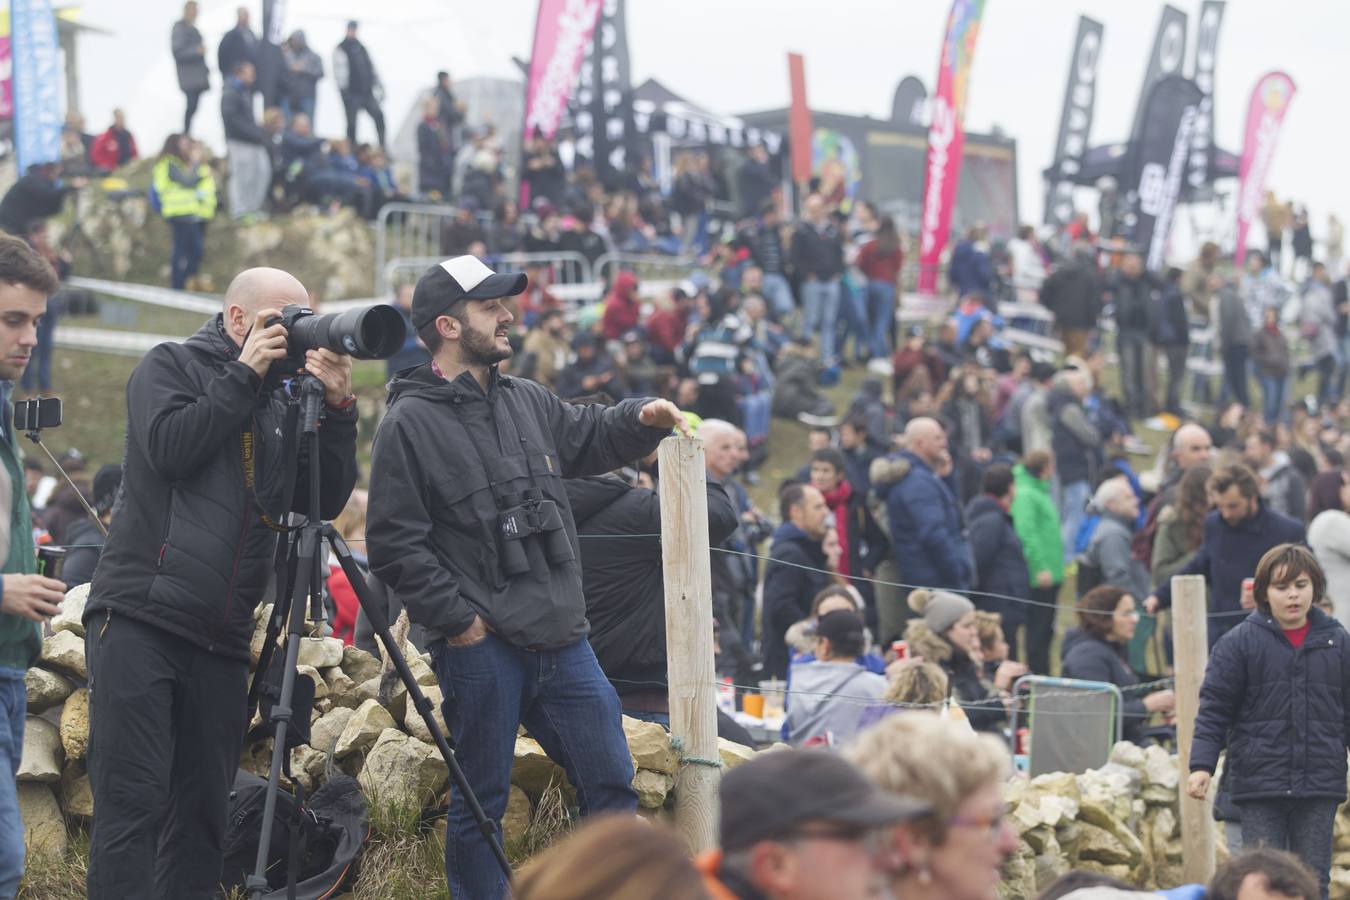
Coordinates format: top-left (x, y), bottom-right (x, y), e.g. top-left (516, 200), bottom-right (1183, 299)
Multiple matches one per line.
top-left (719, 750), bottom-right (929, 851)
top-left (92, 464), bottom-right (122, 512)
top-left (411, 256), bottom-right (528, 330)
top-left (815, 609), bottom-right (866, 647)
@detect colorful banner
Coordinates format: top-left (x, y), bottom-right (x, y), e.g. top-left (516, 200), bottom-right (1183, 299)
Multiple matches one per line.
top-left (0, 37), bottom-right (12, 120)
top-left (10, 0), bottom-right (61, 174)
top-left (1186, 0), bottom-right (1225, 192)
top-left (1127, 5), bottom-right (1188, 145)
top-left (787, 52), bottom-right (812, 186)
top-left (524, 0), bottom-right (603, 141)
top-left (1121, 75), bottom-right (1204, 272)
top-left (1044, 16), bottom-right (1103, 227)
top-left (1235, 72), bottom-right (1296, 265)
top-left (917, 0), bottom-right (986, 294)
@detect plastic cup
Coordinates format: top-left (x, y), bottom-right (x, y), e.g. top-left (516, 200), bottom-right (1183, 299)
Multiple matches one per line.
top-left (741, 693), bottom-right (765, 718)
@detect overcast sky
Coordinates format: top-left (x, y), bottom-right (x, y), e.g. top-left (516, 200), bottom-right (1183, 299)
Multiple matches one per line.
top-left (70, 0), bottom-right (1343, 249)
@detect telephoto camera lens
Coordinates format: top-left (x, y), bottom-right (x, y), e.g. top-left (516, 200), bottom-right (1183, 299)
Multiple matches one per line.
top-left (285, 304), bottom-right (406, 359)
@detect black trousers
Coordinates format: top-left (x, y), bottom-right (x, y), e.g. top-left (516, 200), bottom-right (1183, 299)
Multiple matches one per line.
top-left (342, 91), bottom-right (386, 147)
top-left (86, 612), bottom-right (249, 899)
top-left (1025, 585), bottom-right (1059, 676)
top-left (183, 88), bottom-right (205, 135)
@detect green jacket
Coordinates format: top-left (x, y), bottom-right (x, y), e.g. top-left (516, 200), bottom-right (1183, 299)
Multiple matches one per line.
top-left (1150, 504), bottom-right (1197, 586)
top-left (1010, 463), bottom-right (1063, 585)
top-left (0, 384), bottom-right (39, 671)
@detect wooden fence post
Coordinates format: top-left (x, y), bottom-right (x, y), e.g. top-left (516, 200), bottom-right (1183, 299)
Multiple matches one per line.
top-left (658, 436), bottom-right (719, 852)
top-left (1173, 574), bottom-right (1216, 884)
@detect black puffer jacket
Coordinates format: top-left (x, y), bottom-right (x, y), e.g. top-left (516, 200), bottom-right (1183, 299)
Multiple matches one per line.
top-left (1190, 608), bottom-right (1350, 803)
top-left (367, 365), bottom-right (667, 650)
top-left (87, 317), bottom-right (359, 660)
top-left (565, 475), bottom-right (737, 693)
top-left (761, 523), bottom-right (831, 679)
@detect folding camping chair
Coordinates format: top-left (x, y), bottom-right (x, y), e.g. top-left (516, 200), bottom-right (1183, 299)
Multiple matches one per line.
top-left (1010, 675), bottom-right (1124, 777)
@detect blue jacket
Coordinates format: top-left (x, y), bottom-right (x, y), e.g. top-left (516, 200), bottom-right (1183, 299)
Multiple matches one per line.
top-left (882, 451), bottom-right (971, 591)
top-left (948, 240), bottom-right (993, 299)
top-left (965, 495), bottom-right (1030, 630)
top-left (1155, 502), bottom-right (1306, 644)
top-left (1190, 608), bottom-right (1350, 803)
top-left (762, 522), bottom-right (831, 679)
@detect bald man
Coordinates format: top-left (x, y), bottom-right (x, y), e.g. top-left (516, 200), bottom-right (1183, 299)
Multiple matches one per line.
top-left (879, 417), bottom-right (972, 642)
top-left (85, 268), bottom-right (358, 898)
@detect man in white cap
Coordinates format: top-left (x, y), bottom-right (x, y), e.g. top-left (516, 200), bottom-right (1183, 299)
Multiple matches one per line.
top-left (367, 256), bottom-right (688, 899)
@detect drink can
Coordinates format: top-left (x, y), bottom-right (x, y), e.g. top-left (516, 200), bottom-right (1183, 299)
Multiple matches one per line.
top-left (1242, 577), bottom-right (1254, 592)
top-left (891, 640), bottom-right (908, 660)
top-left (37, 546), bottom-right (65, 581)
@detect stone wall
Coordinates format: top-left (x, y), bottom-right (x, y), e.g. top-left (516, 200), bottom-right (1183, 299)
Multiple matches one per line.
top-left (19, 586), bottom-right (760, 860)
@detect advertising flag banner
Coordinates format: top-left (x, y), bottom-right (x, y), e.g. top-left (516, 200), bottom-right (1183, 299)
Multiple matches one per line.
top-left (1186, 0), bottom-right (1225, 192)
top-left (787, 52), bottom-right (812, 186)
top-left (10, 0), bottom-right (61, 173)
top-left (917, 0), bottom-right (987, 294)
top-left (1044, 16), bottom-right (1103, 227)
top-left (1128, 5), bottom-right (1188, 144)
top-left (1121, 75), bottom-right (1204, 272)
top-left (1234, 72), bottom-right (1296, 265)
top-left (524, 0), bottom-right (604, 141)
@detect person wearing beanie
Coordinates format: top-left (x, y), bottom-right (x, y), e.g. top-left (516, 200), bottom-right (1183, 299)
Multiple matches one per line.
top-left (902, 589), bottom-right (1009, 735)
top-left (784, 609), bottom-right (887, 746)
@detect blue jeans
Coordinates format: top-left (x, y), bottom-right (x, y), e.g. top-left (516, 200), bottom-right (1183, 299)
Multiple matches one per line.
top-left (800, 279), bottom-right (841, 364)
top-left (839, 281), bottom-right (870, 361)
top-left (866, 280), bottom-right (897, 360)
top-left (0, 669), bottom-right (25, 899)
top-left (1060, 479), bottom-right (1091, 563)
top-left (738, 390), bottom-right (771, 444)
top-left (168, 217), bottom-right (205, 291)
top-left (761, 272), bottom-right (795, 322)
top-left (1258, 374), bottom-right (1287, 424)
top-left (431, 634), bottom-right (636, 899)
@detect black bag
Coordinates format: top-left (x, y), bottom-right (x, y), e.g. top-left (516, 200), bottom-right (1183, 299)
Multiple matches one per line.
top-left (221, 770), bottom-right (370, 900)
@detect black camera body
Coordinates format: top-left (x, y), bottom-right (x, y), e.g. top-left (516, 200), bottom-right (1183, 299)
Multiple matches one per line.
top-left (496, 488), bottom-right (573, 576)
top-left (265, 303), bottom-right (406, 382)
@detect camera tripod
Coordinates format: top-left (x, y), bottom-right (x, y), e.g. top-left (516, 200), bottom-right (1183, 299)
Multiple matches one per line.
top-left (245, 375), bottom-right (510, 899)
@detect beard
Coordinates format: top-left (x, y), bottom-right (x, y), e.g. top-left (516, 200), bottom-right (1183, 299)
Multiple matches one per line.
top-left (459, 322), bottom-right (512, 368)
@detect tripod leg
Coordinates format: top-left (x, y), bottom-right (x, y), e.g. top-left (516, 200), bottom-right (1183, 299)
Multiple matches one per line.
top-left (247, 525), bottom-right (321, 899)
top-left (326, 528), bottom-right (513, 878)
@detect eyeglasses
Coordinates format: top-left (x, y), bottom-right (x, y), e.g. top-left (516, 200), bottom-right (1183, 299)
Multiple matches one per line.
top-left (949, 808), bottom-right (1009, 840)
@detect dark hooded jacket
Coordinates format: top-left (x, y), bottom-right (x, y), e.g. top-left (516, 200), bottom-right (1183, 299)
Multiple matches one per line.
top-left (1191, 607), bottom-right (1350, 803)
top-left (879, 450), bottom-right (971, 592)
top-left (86, 317), bottom-right (358, 660)
top-left (566, 475), bottom-right (738, 693)
top-left (965, 494), bottom-right (1031, 630)
top-left (366, 364), bottom-right (668, 650)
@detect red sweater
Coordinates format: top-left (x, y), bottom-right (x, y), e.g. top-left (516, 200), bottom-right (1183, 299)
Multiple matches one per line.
top-left (858, 239), bottom-right (903, 283)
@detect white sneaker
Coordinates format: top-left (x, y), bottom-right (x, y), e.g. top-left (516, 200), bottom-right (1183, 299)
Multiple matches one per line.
top-left (867, 358), bottom-right (894, 377)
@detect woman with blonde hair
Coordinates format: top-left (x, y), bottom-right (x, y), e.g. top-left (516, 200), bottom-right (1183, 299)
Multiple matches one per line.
top-left (845, 712), bottom-right (1018, 900)
top-left (512, 814), bottom-right (710, 900)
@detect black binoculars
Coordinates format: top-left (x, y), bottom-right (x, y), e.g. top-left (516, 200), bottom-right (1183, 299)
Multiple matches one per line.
top-left (496, 488), bottom-right (574, 576)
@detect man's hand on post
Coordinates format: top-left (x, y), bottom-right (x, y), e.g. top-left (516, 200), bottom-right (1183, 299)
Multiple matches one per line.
top-left (238, 308), bottom-right (288, 380)
top-left (639, 399), bottom-right (691, 437)
top-left (1, 573), bottom-right (65, 622)
top-left (304, 348), bottom-right (354, 407)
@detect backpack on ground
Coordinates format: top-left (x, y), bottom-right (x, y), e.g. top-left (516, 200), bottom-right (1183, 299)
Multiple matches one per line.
top-left (221, 770), bottom-right (370, 900)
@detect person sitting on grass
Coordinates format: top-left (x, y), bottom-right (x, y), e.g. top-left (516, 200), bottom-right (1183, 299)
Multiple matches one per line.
top-left (1188, 544), bottom-right (1350, 899)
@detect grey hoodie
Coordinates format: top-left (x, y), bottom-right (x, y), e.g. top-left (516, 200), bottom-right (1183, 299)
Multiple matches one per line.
top-left (784, 660), bottom-right (887, 746)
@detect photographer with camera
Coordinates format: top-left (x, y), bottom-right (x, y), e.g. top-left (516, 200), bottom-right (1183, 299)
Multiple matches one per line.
top-left (84, 267), bottom-right (359, 899)
top-left (367, 256), bottom-right (688, 900)
top-left (0, 236), bottom-right (68, 898)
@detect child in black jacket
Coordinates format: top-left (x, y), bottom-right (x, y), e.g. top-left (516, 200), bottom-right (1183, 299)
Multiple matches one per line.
top-left (1187, 544), bottom-right (1350, 900)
